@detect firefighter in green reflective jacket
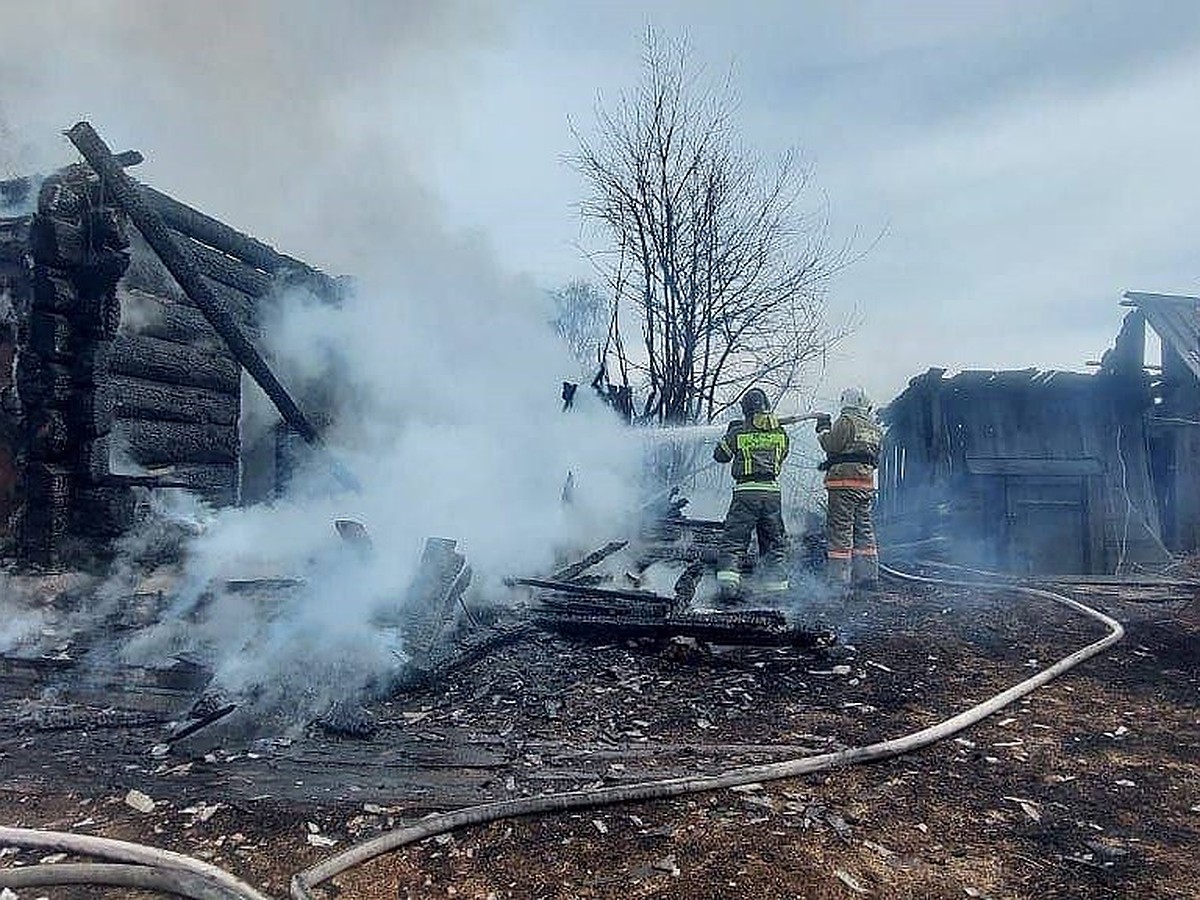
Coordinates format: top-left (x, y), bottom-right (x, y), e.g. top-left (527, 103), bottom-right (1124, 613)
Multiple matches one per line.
top-left (713, 388), bottom-right (791, 600)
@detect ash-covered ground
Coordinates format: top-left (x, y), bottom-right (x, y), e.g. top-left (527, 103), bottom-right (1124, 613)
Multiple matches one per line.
top-left (1, 568), bottom-right (1197, 899)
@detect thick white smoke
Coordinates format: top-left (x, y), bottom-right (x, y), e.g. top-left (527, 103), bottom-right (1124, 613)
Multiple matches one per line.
top-left (112, 262), bottom-right (646, 727)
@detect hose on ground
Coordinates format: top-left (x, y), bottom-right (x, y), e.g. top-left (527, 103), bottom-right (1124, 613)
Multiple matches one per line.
top-left (292, 565), bottom-right (1124, 898)
top-left (0, 827), bottom-right (271, 900)
top-left (0, 861), bottom-right (246, 899)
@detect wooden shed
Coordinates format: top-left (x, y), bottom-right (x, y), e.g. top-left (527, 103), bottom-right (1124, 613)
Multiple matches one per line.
top-left (0, 154), bottom-right (340, 567)
top-left (878, 367), bottom-right (1171, 575)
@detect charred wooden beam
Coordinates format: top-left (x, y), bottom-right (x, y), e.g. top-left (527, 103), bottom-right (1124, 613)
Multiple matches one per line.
top-left (98, 465), bottom-right (237, 504)
top-left (27, 311), bottom-right (75, 362)
top-left (81, 431), bottom-right (238, 483)
top-left (550, 540), bottom-right (628, 582)
top-left (175, 231), bottom-right (272, 298)
top-left (110, 419), bottom-right (238, 466)
top-left (71, 485), bottom-right (137, 537)
top-left (27, 409), bottom-right (72, 460)
top-left (82, 334), bottom-right (240, 394)
top-left (506, 576), bottom-right (666, 604)
top-left (76, 375), bottom-right (239, 435)
top-left (140, 182), bottom-right (340, 300)
top-left (117, 288), bottom-right (226, 349)
top-left (67, 123), bottom-right (331, 460)
top-left (15, 355), bottom-right (74, 406)
top-left (531, 609), bottom-right (833, 648)
top-left (122, 230), bottom-right (259, 328)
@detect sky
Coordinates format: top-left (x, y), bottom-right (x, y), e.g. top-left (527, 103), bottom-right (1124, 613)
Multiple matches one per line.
top-left (2, 0), bottom-right (1199, 408)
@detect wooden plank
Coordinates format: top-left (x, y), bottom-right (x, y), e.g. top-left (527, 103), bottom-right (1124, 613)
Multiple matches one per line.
top-left (964, 457), bottom-right (1103, 477)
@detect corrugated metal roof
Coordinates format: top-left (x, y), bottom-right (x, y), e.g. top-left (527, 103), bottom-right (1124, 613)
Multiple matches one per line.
top-left (1124, 291), bottom-right (1200, 381)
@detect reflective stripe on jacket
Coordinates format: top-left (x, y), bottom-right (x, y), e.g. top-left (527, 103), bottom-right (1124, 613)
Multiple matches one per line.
top-left (714, 413), bottom-right (790, 487)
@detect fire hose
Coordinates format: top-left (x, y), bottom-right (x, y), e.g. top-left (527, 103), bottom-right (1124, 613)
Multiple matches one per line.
top-left (289, 565), bottom-right (1124, 898)
top-left (0, 567), bottom-right (1124, 898)
top-left (0, 827), bottom-right (271, 899)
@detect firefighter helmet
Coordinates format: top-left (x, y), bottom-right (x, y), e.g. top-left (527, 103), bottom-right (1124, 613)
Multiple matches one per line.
top-left (740, 387), bottom-right (770, 418)
top-left (839, 386), bottom-right (871, 412)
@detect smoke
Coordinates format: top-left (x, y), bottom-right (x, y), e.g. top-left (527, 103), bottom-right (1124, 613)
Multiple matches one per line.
top-left (0, 3), bottom-right (657, 732)
top-left (108, 267), bottom-right (646, 733)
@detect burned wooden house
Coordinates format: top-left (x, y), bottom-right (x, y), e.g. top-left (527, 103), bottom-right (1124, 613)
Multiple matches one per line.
top-left (0, 132), bottom-right (341, 568)
top-left (878, 292), bottom-right (1200, 575)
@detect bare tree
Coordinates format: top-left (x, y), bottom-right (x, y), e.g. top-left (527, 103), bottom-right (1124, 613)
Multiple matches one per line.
top-left (572, 31), bottom-right (848, 424)
top-left (549, 279), bottom-right (610, 370)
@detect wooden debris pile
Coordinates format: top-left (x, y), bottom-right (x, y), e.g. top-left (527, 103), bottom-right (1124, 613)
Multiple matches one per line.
top-left (510, 512), bottom-right (834, 649)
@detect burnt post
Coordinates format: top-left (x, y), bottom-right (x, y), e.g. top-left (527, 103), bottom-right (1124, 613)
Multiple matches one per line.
top-left (65, 121), bottom-right (358, 491)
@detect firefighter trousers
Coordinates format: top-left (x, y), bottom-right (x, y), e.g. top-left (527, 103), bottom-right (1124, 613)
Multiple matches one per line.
top-left (825, 487), bottom-right (878, 587)
top-left (716, 489), bottom-right (789, 595)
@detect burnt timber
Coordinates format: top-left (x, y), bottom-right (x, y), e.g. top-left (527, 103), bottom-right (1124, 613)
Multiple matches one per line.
top-left (0, 135), bottom-right (341, 568)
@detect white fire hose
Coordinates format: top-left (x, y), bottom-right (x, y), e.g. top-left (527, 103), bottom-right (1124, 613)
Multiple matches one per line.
top-left (638, 413), bottom-right (825, 444)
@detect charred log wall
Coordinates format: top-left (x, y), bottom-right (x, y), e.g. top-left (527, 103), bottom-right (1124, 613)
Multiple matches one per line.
top-left (0, 166), bottom-right (130, 565)
top-left (1, 155), bottom-right (342, 568)
top-left (0, 216), bottom-right (32, 553)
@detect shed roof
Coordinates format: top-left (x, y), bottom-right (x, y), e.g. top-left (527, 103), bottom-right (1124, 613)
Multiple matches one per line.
top-left (1123, 291), bottom-right (1200, 381)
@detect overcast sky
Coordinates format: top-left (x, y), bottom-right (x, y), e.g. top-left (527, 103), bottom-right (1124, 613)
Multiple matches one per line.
top-left (3, 0), bottom-right (1198, 408)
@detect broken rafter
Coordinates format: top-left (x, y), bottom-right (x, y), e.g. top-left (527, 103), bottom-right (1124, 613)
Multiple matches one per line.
top-left (139, 181), bottom-right (340, 301)
top-left (551, 540), bottom-right (629, 582)
top-left (506, 576), bottom-right (664, 604)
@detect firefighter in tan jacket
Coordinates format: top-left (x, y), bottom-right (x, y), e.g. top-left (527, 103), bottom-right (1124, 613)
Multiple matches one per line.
top-left (816, 387), bottom-right (883, 591)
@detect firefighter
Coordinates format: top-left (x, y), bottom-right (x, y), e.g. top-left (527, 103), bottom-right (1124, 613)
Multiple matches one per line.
top-left (713, 388), bottom-right (791, 600)
top-left (816, 386), bottom-right (883, 593)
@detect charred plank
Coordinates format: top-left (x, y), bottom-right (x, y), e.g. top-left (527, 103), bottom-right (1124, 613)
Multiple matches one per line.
top-left (116, 287), bottom-right (223, 348)
top-left (122, 229), bottom-right (258, 330)
top-left (532, 609), bottom-right (833, 648)
top-left (551, 540), bottom-right (629, 582)
top-left (15, 355), bottom-right (74, 406)
top-left (97, 464), bottom-right (237, 505)
top-left (176, 232), bottom-right (272, 298)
